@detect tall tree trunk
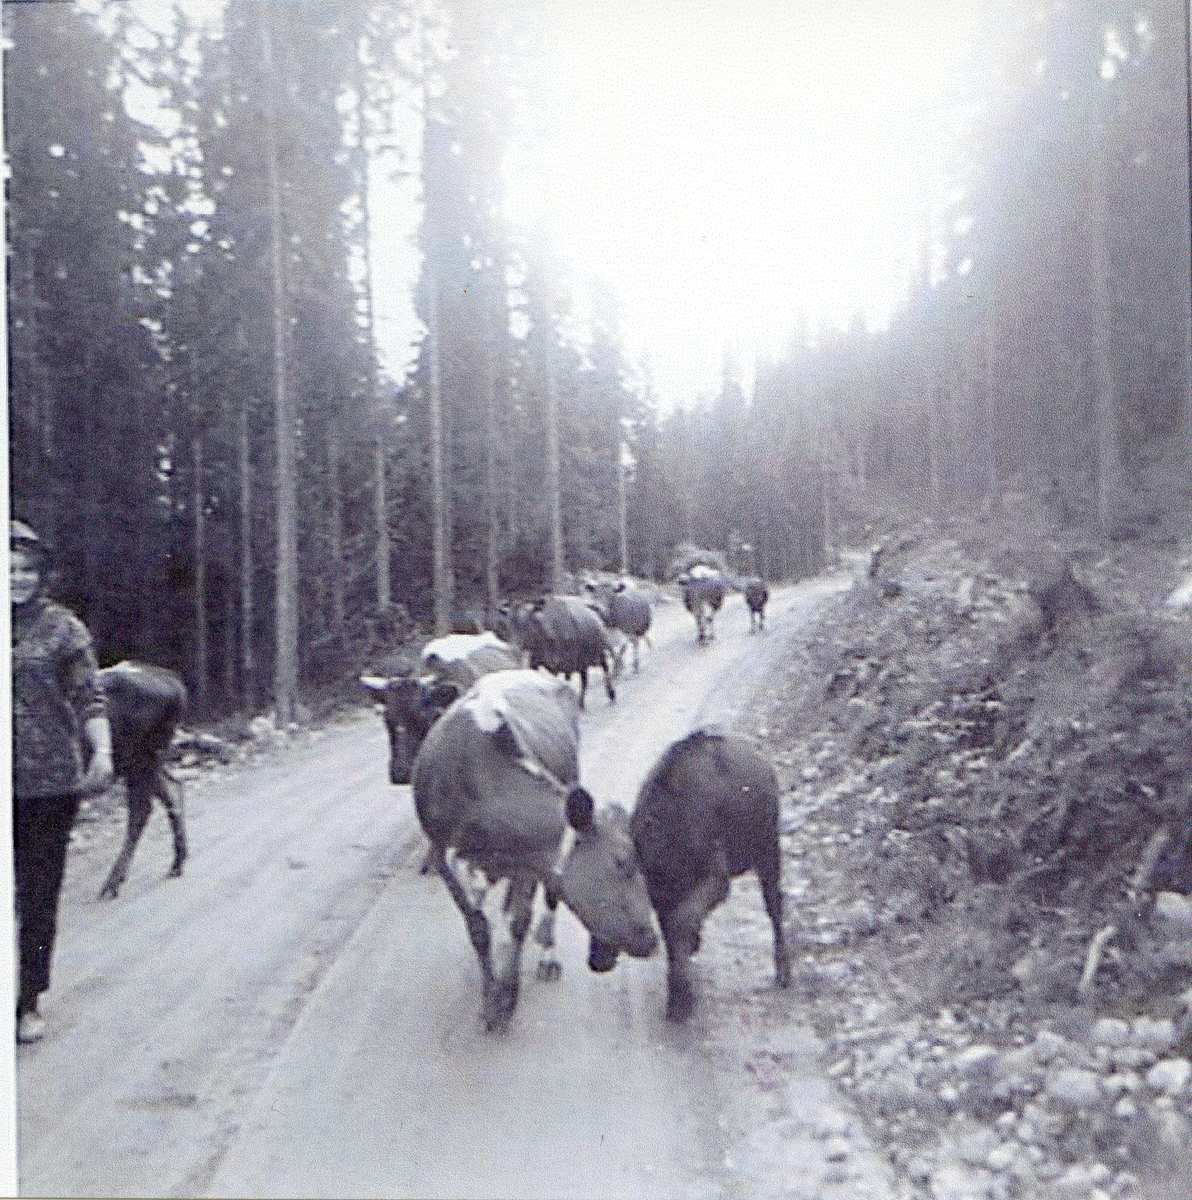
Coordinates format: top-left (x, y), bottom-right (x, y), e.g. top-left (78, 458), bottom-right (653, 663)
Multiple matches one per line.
top-left (545, 327), bottom-right (564, 592)
top-left (1020, 326), bottom-right (1043, 501)
top-left (1090, 112), bottom-right (1119, 536)
top-left (23, 231), bottom-right (55, 538)
top-left (925, 361), bottom-right (942, 520)
top-left (81, 345), bottom-right (98, 603)
top-left (617, 442), bottom-right (628, 576)
top-left (223, 563), bottom-right (236, 712)
top-left (484, 269), bottom-right (500, 611)
top-left (374, 438), bottom-right (389, 610)
top-left (1184, 0), bottom-right (1192, 462)
top-left (192, 432), bottom-right (208, 715)
top-left (852, 370), bottom-right (868, 491)
top-left (820, 464), bottom-right (835, 571)
top-left (506, 393), bottom-right (521, 545)
top-left (428, 263), bottom-right (452, 634)
top-left (262, 9), bottom-right (297, 724)
top-left (327, 411), bottom-right (345, 639)
top-left (238, 386), bottom-right (256, 714)
top-left (350, 50), bottom-right (388, 617)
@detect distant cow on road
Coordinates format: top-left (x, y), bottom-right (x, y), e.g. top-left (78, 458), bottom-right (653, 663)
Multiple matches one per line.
top-left (96, 661), bottom-right (188, 901)
top-left (679, 569), bottom-right (726, 644)
top-left (743, 578), bottom-right (769, 633)
top-left (501, 595), bottom-right (618, 707)
top-left (586, 581), bottom-right (652, 673)
top-left (413, 669), bottom-right (658, 1030)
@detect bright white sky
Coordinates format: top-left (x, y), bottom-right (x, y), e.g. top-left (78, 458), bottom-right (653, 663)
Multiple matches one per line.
top-left (114, 0), bottom-right (974, 412)
top-left (375, 0), bottom-right (975, 409)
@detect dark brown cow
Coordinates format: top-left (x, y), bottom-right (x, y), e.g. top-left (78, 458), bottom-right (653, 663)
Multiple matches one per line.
top-left (413, 669), bottom-right (657, 1031)
top-left (588, 728), bottom-right (790, 1021)
top-left (503, 595), bottom-right (617, 708)
top-left (96, 661), bottom-right (188, 900)
top-left (743, 578), bottom-right (769, 633)
top-left (359, 633), bottom-right (522, 785)
top-left (360, 664), bottom-right (461, 787)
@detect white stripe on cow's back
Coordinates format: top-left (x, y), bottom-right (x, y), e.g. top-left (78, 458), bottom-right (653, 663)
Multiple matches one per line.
top-left (419, 630), bottom-right (504, 665)
top-left (460, 668), bottom-right (580, 792)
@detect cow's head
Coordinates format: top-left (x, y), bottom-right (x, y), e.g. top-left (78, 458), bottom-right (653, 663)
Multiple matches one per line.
top-left (360, 670), bottom-right (461, 785)
top-left (558, 787), bottom-right (658, 970)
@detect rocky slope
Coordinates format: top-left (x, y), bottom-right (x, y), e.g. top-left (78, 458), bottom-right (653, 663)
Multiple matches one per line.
top-left (730, 520), bottom-right (1192, 1200)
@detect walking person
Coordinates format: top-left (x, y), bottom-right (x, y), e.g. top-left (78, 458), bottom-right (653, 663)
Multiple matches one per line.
top-left (11, 520), bottom-right (113, 1043)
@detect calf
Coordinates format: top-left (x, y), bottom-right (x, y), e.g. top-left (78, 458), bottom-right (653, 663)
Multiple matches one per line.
top-left (679, 572), bottom-right (726, 644)
top-left (96, 661), bottom-right (188, 900)
top-left (619, 729), bottom-right (790, 1021)
top-left (743, 578), bottom-right (769, 633)
top-left (413, 669), bottom-right (657, 1031)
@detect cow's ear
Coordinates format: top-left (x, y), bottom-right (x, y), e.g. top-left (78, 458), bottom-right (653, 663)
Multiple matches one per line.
top-left (566, 786), bottom-right (595, 832)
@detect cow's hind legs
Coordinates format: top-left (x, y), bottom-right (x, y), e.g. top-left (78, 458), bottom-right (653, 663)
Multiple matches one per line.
top-left (433, 847), bottom-right (497, 1018)
top-left (156, 770), bottom-right (187, 878)
top-left (534, 886), bottom-right (562, 981)
top-left (661, 851), bottom-right (732, 1022)
top-left (99, 780), bottom-right (153, 901)
top-left (758, 856), bottom-right (791, 989)
top-left (486, 873), bottom-right (535, 1031)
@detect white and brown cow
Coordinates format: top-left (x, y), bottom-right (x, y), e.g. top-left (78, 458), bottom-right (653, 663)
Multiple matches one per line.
top-left (679, 567), bottom-right (726, 645)
top-left (413, 669), bottom-right (657, 1031)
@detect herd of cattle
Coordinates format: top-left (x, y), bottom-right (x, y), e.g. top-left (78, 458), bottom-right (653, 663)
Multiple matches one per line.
top-left (84, 570), bottom-right (782, 1031)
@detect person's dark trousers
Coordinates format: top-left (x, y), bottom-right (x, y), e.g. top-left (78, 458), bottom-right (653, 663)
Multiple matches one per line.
top-left (14, 793), bottom-right (81, 1015)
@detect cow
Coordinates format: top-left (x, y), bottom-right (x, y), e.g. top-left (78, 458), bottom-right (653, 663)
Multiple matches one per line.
top-left (413, 669), bottom-right (658, 1031)
top-left (96, 661), bottom-right (188, 901)
top-left (679, 569), bottom-right (726, 644)
top-left (588, 729), bottom-right (790, 1021)
top-left (743, 578), bottom-right (769, 633)
top-left (504, 595), bottom-right (617, 708)
top-left (586, 580), bottom-right (652, 673)
top-left (359, 633), bottom-right (522, 786)
top-left (420, 631), bottom-right (523, 692)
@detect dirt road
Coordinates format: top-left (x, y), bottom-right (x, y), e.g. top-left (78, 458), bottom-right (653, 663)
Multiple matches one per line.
top-left (16, 574), bottom-right (893, 1199)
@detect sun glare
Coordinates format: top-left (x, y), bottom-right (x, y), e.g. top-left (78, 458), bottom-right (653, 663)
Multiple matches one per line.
top-left (498, 1), bottom-right (972, 407)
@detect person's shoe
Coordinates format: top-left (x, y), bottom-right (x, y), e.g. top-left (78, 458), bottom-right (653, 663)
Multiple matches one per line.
top-left (16, 1011), bottom-right (45, 1044)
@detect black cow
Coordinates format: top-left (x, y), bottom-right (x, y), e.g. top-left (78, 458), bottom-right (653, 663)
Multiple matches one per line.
top-left (96, 661), bottom-right (188, 901)
top-left (679, 572), bottom-right (726, 644)
top-left (589, 729), bottom-right (790, 1021)
top-left (360, 634), bottom-right (522, 786)
top-left (587, 581), bottom-right (652, 673)
top-left (743, 578), bottom-right (769, 633)
top-left (359, 662), bottom-right (462, 786)
top-left (505, 595), bottom-right (617, 708)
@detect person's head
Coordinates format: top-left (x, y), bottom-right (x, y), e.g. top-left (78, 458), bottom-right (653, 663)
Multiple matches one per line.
top-left (10, 520), bottom-right (49, 607)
